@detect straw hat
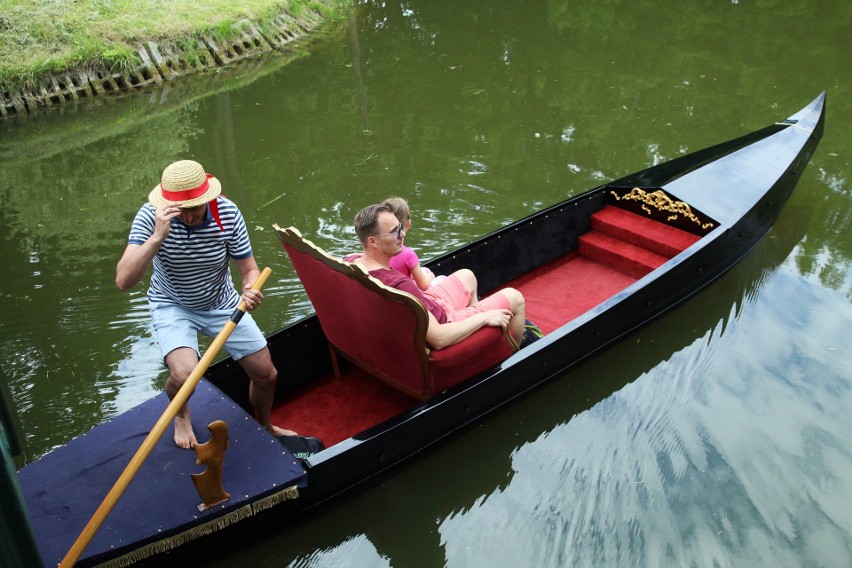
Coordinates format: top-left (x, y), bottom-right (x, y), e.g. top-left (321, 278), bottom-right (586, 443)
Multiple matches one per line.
top-left (148, 160), bottom-right (222, 208)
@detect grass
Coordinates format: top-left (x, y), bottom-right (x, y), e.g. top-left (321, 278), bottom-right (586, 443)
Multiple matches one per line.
top-left (0, 0), bottom-right (350, 89)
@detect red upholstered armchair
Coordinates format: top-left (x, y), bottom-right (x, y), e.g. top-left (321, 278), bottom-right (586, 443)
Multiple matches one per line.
top-left (274, 226), bottom-right (518, 400)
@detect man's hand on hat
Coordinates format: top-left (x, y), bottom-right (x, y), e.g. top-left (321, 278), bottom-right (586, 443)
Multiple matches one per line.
top-left (154, 204), bottom-right (182, 240)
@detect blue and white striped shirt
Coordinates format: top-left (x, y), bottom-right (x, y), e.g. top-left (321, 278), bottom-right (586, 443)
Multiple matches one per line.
top-left (128, 197), bottom-right (253, 310)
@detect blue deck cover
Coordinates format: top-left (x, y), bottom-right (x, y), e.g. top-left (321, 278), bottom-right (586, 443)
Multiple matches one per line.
top-left (18, 380), bottom-right (307, 567)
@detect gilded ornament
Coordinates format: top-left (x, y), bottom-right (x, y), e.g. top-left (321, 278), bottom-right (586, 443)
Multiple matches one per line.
top-left (611, 188), bottom-right (714, 230)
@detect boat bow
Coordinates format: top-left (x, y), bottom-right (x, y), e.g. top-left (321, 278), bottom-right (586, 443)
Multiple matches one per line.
top-left (664, 92), bottom-right (825, 226)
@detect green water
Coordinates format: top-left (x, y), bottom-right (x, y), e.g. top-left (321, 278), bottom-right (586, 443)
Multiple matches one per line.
top-left (1, 1), bottom-right (850, 566)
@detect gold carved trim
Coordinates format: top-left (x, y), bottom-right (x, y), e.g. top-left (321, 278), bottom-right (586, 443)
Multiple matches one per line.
top-left (611, 188), bottom-right (714, 230)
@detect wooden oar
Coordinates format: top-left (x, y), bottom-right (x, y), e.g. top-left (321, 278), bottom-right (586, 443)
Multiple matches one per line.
top-left (59, 267), bottom-right (273, 568)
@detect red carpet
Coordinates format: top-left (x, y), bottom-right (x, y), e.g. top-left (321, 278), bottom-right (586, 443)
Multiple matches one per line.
top-left (591, 205), bottom-right (700, 256)
top-left (272, 368), bottom-right (418, 447)
top-left (510, 254), bottom-right (637, 334)
top-left (272, 205), bottom-right (698, 446)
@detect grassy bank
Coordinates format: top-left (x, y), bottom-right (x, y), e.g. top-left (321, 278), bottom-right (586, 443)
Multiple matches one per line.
top-left (0, 0), bottom-right (351, 89)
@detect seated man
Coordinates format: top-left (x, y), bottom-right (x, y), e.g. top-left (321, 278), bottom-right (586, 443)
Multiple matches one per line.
top-left (353, 203), bottom-right (527, 349)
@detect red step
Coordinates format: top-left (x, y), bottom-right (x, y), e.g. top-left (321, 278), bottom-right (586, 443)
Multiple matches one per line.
top-left (591, 205), bottom-right (700, 257)
top-left (578, 231), bottom-right (669, 279)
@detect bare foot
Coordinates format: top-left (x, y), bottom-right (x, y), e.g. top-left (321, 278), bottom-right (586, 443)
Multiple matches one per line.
top-left (267, 424), bottom-right (298, 437)
top-left (174, 416), bottom-right (198, 449)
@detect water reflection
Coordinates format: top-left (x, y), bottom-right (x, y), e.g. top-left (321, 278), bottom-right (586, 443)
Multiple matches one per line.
top-left (288, 534), bottom-right (391, 568)
top-left (107, 295), bottom-right (163, 415)
top-left (438, 261), bottom-right (852, 567)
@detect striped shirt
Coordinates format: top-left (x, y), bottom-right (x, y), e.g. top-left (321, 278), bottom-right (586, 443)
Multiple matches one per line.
top-left (127, 197), bottom-right (253, 310)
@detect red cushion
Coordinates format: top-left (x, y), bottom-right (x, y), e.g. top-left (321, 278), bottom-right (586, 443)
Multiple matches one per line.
top-left (429, 326), bottom-right (514, 392)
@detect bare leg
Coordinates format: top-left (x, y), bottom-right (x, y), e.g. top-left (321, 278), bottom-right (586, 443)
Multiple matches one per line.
top-left (498, 287), bottom-right (526, 342)
top-left (238, 347), bottom-right (297, 437)
top-left (165, 347), bottom-right (201, 449)
top-left (452, 268), bottom-right (479, 305)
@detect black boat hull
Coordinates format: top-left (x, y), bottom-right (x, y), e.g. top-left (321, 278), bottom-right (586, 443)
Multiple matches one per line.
top-left (212, 92), bottom-right (826, 514)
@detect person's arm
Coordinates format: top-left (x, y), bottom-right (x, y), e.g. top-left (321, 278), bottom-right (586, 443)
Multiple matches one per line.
top-left (116, 243), bottom-right (156, 291)
top-left (410, 264), bottom-right (435, 291)
top-left (115, 205), bottom-right (179, 291)
top-left (234, 255), bottom-right (263, 310)
top-left (424, 308), bottom-right (512, 350)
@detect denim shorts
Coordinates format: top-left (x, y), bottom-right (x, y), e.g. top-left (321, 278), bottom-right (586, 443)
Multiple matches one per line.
top-left (150, 302), bottom-right (267, 361)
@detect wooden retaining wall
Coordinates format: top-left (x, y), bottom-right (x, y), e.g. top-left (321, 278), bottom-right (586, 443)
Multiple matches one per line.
top-left (0, 8), bottom-right (331, 119)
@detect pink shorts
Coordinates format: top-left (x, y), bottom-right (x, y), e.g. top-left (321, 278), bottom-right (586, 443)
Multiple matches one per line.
top-left (424, 274), bottom-right (511, 322)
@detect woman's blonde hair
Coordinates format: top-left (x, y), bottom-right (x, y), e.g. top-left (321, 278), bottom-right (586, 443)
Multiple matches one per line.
top-left (382, 196), bottom-right (411, 223)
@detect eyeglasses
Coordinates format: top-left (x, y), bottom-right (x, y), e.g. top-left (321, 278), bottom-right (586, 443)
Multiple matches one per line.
top-left (374, 223), bottom-right (404, 239)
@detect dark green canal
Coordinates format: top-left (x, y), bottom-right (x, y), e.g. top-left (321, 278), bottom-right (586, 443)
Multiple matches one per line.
top-left (1, 1), bottom-right (850, 566)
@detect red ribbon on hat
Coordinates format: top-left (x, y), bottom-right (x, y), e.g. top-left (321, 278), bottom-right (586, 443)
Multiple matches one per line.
top-left (209, 198), bottom-right (224, 232)
top-left (160, 173), bottom-right (224, 232)
top-left (161, 173), bottom-right (213, 202)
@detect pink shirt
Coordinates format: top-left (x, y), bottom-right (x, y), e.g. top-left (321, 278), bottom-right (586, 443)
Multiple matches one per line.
top-left (389, 245), bottom-right (420, 278)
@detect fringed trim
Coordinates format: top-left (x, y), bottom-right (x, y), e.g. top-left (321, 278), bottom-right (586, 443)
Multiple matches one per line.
top-left (97, 504), bottom-right (252, 568)
top-left (251, 485), bottom-right (300, 514)
top-left (96, 486), bottom-right (299, 567)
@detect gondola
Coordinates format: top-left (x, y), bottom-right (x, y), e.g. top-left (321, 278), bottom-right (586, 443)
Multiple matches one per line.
top-left (16, 92), bottom-right (825, 568)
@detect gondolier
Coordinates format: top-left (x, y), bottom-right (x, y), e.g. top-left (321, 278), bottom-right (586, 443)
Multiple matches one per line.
top-left (115, 159), bottom-right (294, 448)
